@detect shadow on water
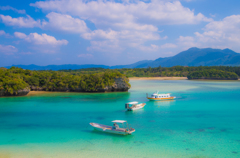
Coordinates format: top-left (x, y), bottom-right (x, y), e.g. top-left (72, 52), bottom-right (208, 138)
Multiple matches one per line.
top-left (84, 129), bottom-right (134, 138)
top-left (152, 100), bottom-right (175, 106)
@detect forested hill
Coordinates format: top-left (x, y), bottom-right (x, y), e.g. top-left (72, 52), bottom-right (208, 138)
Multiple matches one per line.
top-left (0, 67), bottom-right (131, 97)
top-left (187, 69), bottom-right (238, 80)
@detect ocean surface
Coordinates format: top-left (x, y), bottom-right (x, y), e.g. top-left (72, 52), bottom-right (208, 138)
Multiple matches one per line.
top-left (0, 80), bottom-right (240, 158)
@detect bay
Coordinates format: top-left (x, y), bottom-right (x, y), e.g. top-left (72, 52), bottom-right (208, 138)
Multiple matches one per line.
top-left (0, 80), bottom-right (240, 158)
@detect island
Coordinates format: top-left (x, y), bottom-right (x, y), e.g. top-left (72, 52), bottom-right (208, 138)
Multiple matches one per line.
top-left (1, 66), bottom-right (240, 97)
top-left (0, 67), bottom-right (131, 97)
top-left (187, 69), bottom-right (239, 80)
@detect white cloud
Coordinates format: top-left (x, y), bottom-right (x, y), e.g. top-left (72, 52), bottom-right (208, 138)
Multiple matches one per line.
top-left (0, 6), bottom-right (26, 14)
top-left (30, 0), bottom-right (211, 52)
top-left (0, 30), bottom-right (6, 36)
top-left (0, 14), bottom-right (41, 28)
top-left (160, 43), bottom-right (177, 49)
top-left (0, 30), bottom-right (12, 38)
top-left (139, 44), bottom-right (159, 52)
top-left (42, 12), bottom-right (89, 33)
top-left (14, 32), bottom-right (68, 45)
top-left (31, 0), bottom-right (211, 26)
top-left (82, 29), bottom-right (117, 40)
top-left (0, 44), bottom-right (18, 55)
top-left (178, 15), bottom-right (240, 51)
top-left (20, 52), bottom-right (33, 55)
top-left (78, 53), bottom-right (93, 58)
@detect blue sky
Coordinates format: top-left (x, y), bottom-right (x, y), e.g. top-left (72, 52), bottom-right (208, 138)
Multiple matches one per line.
top-left (1, 0), bottom-right (240, 66)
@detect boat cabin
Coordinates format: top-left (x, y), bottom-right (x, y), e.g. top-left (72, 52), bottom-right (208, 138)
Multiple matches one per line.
top-left (125, 102), bottom-right (138, 109)
top-left (112, 120), bottom-right (129, 129)
top-left (151, 93), bottom-right (170, 98)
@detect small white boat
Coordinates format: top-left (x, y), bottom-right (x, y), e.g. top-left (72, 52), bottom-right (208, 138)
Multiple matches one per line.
top-left (90, 120), bottom-right (135, 135)
top-left (125, 102), bottom-right (146, 111)
top-left (147, 91), bottom-right (176, 101)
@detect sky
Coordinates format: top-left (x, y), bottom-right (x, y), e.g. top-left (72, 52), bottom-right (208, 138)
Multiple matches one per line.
top-left (1, 0), bottom-right (240, 67)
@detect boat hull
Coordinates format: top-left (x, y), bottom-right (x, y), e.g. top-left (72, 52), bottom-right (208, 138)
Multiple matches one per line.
top-left (127, 103), bottom-right (146, 111)
top-left (90, 123), bottom-right (135, 135)
top-left (93, 127), bottom-right (130, 135)
top-left (147, 97), bottom-right (176, 101)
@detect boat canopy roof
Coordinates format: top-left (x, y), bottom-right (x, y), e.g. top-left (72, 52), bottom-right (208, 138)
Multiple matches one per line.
top-left (153, 93), bottom-right (171, 95)
top-left (126, 101), bottom-right (138, 105)
top-left (112, 120), bottom-right (127, 123)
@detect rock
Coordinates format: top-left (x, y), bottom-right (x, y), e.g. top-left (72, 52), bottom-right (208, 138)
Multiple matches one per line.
top-left (97, 77), bottom-right (131, 92)
top-left (0, 87), bottom-right (30, 97)
top-left (30, 86), bottom-right (44, 91)
top-left (111, 77), bottom-right (131, 91)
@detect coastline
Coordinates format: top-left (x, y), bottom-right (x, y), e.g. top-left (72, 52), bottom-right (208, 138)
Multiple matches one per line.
top-left (27, 91), bottom-right (61, 96)
top-left (129, 77), bottom-right (188, 80)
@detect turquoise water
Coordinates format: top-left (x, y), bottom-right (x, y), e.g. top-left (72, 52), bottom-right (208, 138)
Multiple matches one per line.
top-left (0, 80), bottom-right (240, 158)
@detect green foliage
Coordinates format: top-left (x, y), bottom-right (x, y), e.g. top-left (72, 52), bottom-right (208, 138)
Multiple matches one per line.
top-left (0, 69), bottom-right (28, 94)
top-left (1, 66), bottom-right (238, 95)
top-left (62, 66), bottom-right (240, 78)
top-left (0, 67), bottom-right (128, 93)
top-left (187, 69), bottom-right (238, 80)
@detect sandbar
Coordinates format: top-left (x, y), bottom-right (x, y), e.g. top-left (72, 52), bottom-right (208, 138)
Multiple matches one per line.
top-left (129, 77), bottom-right (188, 80)
top-left (27, 91), bottom-right (60, 96)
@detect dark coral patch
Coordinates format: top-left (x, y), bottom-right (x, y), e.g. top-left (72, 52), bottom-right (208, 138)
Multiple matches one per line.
top-left (96, 117), bottom-right (105, 120)
top-left (149, 120), bottom-right (155, 122)
top-left (220, 129), bottom-right (227, 132)
top-left (208, 127), bottom-right (215, 130)
top-left (198, 129), bottom-right (205, 132)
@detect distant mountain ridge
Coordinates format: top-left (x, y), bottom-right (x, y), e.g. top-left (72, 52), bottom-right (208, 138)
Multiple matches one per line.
top-left (139, 47), bottom-right (240, 67)
top-left (5, 48), bottom-right (240, 70)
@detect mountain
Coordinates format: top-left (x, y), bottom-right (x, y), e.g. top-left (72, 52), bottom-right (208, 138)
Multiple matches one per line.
top-left (136, 47), bottom-right (240, 67)
top-left (5, 64), bottom-right (109, 70)
top-left (111, 60), bottom-right (153, 69)
top-left (5, 48), bottom-right (240, 70)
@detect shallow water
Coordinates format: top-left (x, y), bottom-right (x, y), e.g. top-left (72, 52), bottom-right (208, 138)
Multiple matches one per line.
top-left (0, 80), bottom-right (240, 158)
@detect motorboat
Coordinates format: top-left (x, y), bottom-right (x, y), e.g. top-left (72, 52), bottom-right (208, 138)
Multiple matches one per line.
top-left (147, 91), bottom-right (176, 101)
top-left (125, 102), bottom-right (146, 111)
top-left (90, 120), bottom-right (135, 135)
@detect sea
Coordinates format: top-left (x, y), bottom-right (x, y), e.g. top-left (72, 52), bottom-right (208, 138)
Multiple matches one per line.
top-left (0, 80), bottom-right (240, 158)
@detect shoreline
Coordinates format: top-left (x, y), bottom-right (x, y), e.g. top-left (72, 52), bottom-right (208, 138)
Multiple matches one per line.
top-left (129, 77), bottom-right (188, 80)
top-left (27, 91), bottom-right (62, 96)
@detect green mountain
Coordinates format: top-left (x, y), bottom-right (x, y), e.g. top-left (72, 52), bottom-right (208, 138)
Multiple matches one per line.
top-left (137, 47), bottom-right (240, 67)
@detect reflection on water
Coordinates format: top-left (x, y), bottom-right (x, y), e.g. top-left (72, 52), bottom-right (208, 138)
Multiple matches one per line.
top-left (153, 100), bottom-right (175, 106)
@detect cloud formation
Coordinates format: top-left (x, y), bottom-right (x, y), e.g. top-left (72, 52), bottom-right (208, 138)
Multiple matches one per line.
top-left (0, 30), bottom-right (6, 36)
top-left (29, 0), bottom-right (211, 52)
top-left (78, 53), bottom-right (93, 58)
top-left (31, 0), bottom-right (211, 26)
top-left (42, 12), bottom-right (89, 33)
top-left (0, 6), bottom-right (26, 14)
top-left (14, 32), bottom-right (68, 45)
top-left (178, 15), bottom-right (240, 51)
top-left (0, 44), bottom-right (18, 55)
top-left (0, 14), bottom-right (41, 28)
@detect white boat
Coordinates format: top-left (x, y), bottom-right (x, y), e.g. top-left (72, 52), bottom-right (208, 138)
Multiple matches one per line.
top-left (147, 91), bottom-right (176, 101)
top-left (90, 120), bottom-right (135, 135)
top-left (125, 102), bottom-right (146, 111)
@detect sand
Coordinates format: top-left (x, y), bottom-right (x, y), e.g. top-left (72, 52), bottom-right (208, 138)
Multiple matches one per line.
top-left (26, 91), bottom-right (60, 96)
top-left (129, 77), bottom-right (188, 80)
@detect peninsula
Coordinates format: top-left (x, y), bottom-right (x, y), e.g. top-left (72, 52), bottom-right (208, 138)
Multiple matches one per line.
top-left (0, 67), bottom-right (131, 97)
